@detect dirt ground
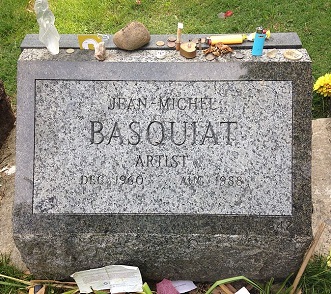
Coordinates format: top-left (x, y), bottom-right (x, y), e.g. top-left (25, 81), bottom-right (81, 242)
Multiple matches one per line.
top-left (0, 126), bottom-right (28, 271)
top-left (0, 119), bottom-right (330, 272)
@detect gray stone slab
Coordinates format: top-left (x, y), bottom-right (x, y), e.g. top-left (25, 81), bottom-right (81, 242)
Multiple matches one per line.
top-left (21, 32), bottom-right (302, 50)
top-left (14, 35), bottom-right (312, 281)
top-left (33, 79), bottom-right (292, 215)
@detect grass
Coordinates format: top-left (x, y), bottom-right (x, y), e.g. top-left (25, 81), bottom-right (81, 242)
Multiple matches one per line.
top-left (0, 0), bottom-right (37, 99)
top-left (0, 254), bottom-right (31, 293)
top-left (300, 255), bottom-right (331, 293)
top-left (0, 0), bottom-right (330, 116)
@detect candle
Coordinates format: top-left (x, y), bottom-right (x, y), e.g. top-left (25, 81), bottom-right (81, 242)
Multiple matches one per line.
top-left (176, 22), bottom-right (183, 50)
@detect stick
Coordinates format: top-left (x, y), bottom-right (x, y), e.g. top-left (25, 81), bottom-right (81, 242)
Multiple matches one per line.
top-left (290, 222), bottom-right (326, 294)
top-left (219, 284), bottom-right (235, 294)
top-left (225, 283), bottom-right (237, 292)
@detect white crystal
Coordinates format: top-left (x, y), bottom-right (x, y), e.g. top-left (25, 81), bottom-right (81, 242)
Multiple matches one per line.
top-left (34, 0), bottom-right (60, 55)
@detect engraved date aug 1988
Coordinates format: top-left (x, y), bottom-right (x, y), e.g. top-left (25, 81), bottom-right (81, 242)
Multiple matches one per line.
top-left (180, 175), bottom-right (245, 187)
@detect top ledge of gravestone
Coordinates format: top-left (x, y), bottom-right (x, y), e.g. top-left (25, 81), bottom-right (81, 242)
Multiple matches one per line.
top-left (21, 32), bottom-right (302, 51)
top-left (18, 47), bottom-right (311, 64)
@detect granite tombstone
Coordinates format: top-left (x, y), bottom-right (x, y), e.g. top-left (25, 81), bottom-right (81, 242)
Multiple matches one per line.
top-left (14, 33), bottom-right (312, 281)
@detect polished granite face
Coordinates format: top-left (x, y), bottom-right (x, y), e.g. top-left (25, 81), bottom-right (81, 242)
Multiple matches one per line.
top-left (14, 34), bottom-right (312, 280)
top-left (33, 79), bottom-right (292, 215)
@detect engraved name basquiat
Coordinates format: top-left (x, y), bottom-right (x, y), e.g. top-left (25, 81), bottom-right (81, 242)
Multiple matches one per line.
top-left (80, 94), bottom-right (243, 189)
top-left (89, 120), bottom-right (237, 147)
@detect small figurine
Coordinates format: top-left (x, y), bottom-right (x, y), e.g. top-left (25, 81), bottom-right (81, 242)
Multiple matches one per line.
top-left (94, 42), bottom-right (107, 61)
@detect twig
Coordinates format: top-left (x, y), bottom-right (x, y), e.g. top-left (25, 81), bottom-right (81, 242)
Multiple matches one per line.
top-left (31, 280), bottom-right (77, 285)
top-left (290, 222), bottom-right (326, 294)
top-left (225, 283), bottom-right (237, 292)
top-left (0, 273), bottom-right (31, 286)
top-left (219, 284), bottom-right (235, 294)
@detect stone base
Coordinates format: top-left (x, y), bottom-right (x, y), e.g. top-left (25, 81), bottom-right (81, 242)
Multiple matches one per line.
top-left (13, 228), bottom-right (310, 281)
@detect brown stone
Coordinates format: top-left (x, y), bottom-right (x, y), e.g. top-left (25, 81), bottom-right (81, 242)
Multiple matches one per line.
top-left (113, 21), bottom-right (150, 50)
top-left (0, 81), bottom-right (15, 148)
top-left (311, 118), bottom-right (331, 255)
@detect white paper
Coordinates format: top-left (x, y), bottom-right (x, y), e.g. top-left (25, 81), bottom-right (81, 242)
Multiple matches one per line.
top-left (171, 280), bottom-right (196, 293)
top-left (71, 267), bottom-right (110, 293)
top-left (105, 265), bottom-right (143, 293)
top-left (71, 265), bottom-right (143, 294)
top-left (235, 287), bottom-right (251, 294)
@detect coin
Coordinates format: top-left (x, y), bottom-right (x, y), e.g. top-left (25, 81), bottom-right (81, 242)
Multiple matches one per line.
top-left (267, 49), bottom-right (278, 58)
top-left (205, 53), bottom-right (216, 61)
top-left (167, 41), bottom-right (176, 48)
top-left (168, 36), bottom-right (177, 42)
top-left (66, 48), bottom-right (75, 54)
top-left (156, 40), bottom-right (165, 46)
top-left (234, 52), bottom-right (244, 59)
top-left (283, 49), bottom-right (302, 61)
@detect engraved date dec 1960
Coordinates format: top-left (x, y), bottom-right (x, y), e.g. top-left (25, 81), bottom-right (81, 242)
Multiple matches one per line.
top-left (80, 174), bottom-right (144, 186)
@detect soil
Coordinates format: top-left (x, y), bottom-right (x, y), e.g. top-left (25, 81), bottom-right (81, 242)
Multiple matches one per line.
top-left (0, 126), bottom-right (28, 271)
top-left (0, 119), bottom-right (330, 273)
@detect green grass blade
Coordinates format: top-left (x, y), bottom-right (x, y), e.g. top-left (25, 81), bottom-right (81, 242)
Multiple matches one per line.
top-left (0, 273), bottom-right (31, 286)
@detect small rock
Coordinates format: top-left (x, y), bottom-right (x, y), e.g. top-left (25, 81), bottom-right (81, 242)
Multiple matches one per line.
top-left (113, 21), bottom-right (150, 50)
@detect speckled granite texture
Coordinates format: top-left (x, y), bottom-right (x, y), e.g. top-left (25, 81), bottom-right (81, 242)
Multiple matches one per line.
top-left (33, 79), bottom-right (292, 215)
top-left (14, 34), bottom-right (312, 281)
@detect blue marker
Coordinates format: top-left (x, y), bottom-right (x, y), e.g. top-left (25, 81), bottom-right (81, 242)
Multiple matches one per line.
top-left (252, 27), bottom-right (266, 56)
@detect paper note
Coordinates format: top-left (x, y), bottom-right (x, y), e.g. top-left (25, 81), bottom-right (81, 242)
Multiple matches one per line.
top-left (105, 265), bottom-right (143, 293)
top-left (157, 279), bottom-right (179, 294)
top-left (71, 265), bottom-right (143, 294)
top-left (71, 267), bottom-right (110, 293)
top-left (235, 287), bottom-right (251, 294)
top-left (171, 280), bottom-right (197, 293)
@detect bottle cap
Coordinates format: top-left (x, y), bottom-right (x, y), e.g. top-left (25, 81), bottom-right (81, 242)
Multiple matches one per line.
top-left (256, 27), bottom-right (263, 34)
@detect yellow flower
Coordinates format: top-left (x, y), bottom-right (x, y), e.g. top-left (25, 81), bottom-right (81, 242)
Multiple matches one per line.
top-left (314, 73), bottom-right (331, 98)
